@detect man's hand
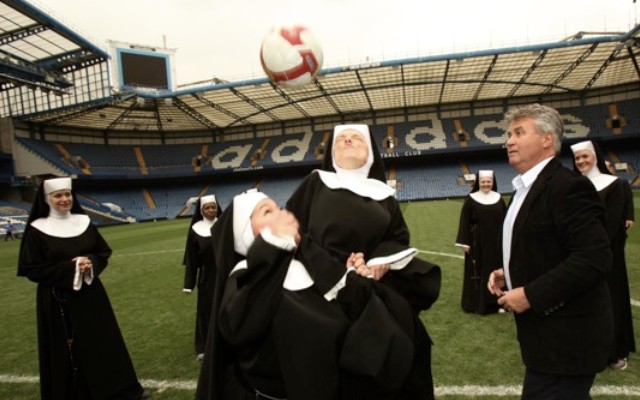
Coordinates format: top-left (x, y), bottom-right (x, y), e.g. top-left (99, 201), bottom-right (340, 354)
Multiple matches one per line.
top-left (488, 268), bottom-right (506, 297)
top-left (497, 287), bottom-right (531, 314)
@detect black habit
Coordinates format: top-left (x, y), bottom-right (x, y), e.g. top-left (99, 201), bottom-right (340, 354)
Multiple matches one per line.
top-left (597, 178), bottom-right (636, 360)
top-left (17, 183), bottom-right (143, 400)
top-left (286, 125), bottom-right (441, 399)
top-left (195, 201), bottom-right (350, 400)
top-left (183, 197), bottom-right (223, 355)
top-left (455, 194), bottom-right (506, 314)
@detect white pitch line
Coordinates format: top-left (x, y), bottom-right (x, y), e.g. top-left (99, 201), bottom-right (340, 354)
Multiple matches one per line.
top-left (417, 249), bottom-right (465, 260)
top-left (0, 375), bottom-right (38, 384)
top-left (110, 249), bottom-right (183, 258)
top-left (2, 376), bottom-right (639, 396)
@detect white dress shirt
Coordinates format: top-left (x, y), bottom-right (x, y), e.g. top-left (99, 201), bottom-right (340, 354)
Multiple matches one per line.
top-left (502, 156), bottom-right (554, 289)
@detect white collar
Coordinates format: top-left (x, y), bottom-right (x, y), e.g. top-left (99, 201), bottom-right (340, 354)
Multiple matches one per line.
top-left (584, 167), bottom-right (617, 191)
top-left (30, 213), bottom-right (91, 238)
top-left (229, 258), bottom-right (314, 291)
top-left (469, 191), bottom-right (501, 205)
top-left (317, 170), bottom-right (395, 201)
top-left (191, 218), bottom-right (216, 237)
top-left (512, 156), bottom-right (554, 191)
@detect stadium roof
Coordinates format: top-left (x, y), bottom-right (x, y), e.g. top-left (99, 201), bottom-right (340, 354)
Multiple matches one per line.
top-left (2, 0), bottom-right (640, 134)
top-left (0, 0), bottom-right (108, 95)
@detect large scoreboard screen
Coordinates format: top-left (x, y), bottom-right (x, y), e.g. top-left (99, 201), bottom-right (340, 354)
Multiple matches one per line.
top-left (109, 41), bottom-right (176, 91)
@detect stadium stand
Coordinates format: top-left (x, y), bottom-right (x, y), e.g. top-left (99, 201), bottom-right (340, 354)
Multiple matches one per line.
top-left (8, 97), bottom-right (639, 222)
top-left (13, 99), bottom-right (639, 182)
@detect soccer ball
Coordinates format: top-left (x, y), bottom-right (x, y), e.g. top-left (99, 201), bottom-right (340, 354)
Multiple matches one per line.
top-left (260, 24), bottom-right (323, 88)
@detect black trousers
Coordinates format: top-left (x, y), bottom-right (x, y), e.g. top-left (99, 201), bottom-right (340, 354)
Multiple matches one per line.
top-left (522, 368), bottom-right (595, 400)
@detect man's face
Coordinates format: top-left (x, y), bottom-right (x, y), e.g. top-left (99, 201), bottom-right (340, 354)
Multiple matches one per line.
top-left (505, 117), bottom-right (553, 174)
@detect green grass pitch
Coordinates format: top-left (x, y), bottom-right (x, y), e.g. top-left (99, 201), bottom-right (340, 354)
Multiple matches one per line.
top-left (1, 194), bottom-right (638, 399)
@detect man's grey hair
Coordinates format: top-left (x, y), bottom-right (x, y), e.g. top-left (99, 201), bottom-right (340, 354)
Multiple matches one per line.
top-left (505, 104), bottom-right (563, 154)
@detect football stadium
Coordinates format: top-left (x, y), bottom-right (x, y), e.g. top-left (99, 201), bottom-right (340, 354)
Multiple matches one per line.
top-left (0, 0), bottom-right (639, 398)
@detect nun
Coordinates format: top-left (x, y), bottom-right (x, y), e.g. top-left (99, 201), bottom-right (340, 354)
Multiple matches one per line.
top-left (17, 177), bottom-right (147, 400)
top-left (195, 189), bottom-right (350, 400)
top-left (286, 124), bottom-right (441, 400)
top-left (183, 194), bottom-right (222, 360)
top-left (571, 140), bottom-right (636, 370)
top-left (196, 189), bottom-right (420, 400)
top-left (455, 170), bottom-right (507, 314)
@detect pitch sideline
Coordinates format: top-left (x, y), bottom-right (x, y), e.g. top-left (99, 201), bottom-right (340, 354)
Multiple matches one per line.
top-left (2, 375), bottom-right (640, 396)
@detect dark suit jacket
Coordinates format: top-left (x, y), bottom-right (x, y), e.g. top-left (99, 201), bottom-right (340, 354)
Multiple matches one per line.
top-left (508, 157), bottom-right (613, 375)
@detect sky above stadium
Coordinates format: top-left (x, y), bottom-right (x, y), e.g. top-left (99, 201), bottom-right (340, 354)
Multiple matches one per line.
top-left (34, 0), bottom-right (639, 87)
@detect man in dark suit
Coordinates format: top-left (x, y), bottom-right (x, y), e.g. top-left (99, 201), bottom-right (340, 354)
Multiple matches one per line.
top-left (488, 103), bottom-right (613, 400)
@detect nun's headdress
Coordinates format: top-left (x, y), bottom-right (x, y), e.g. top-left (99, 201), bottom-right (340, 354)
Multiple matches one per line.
top-left (183, 194), bottom-right (223, 264)
top-left (318, 124), bottom-right (394, 200)
top-left (232, 189), bottom-right (268, 256)
top-left (18, 176), bottom-right (85, 275)
top-left (188, 194), bottom-right (222, 227)
top-left (25, 177), bottom-right (84, 227)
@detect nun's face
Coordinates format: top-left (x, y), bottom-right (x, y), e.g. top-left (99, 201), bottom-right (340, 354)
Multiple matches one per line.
top-left (49, 189), bottom-right (73, 213)
top-left (479, 177), bottom-right (493, 193)
top-left (250, 198), bottom-right (299, 242)
top-left (574, 150), bottom-right (596, 174)
top-left (250, 198), bottom-right (281, 235)
top-left (333, 129), bottom-right (369, 170)
top-left (201, 203), bottom-right (218, 220)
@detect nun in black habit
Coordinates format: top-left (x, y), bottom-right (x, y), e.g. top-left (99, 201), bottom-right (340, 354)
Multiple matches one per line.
top-left (195, 189), bottom-right (350, 400)
top-left (196, 189), bottom-right (419, 400)
top-left (572, 140), bottom-right (636, 370)
top-left (17, 177), bottom-right (146, 400)
top-left (286, 124), bottom-right (442, 400)
top-left (455, 170), bottom-right (506, 314)
top-left (182, 194), bottom-right (222, 359)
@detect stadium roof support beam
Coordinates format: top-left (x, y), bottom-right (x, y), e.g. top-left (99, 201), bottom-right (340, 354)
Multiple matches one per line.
top-left (39, 49), bottom-right (107, 73)
top-left (228, 86), bottom-right (280, 125)
top-left (38, 103), bottom-right (106, 125)
top-left (270, 83), bottom-right (311, 118)
top-left (16, 98), bottom-right (111, 124)
top-left (172, 97), bottom-right (218, 129)
top-left (153, 100), bottom-right (164, 131)
top-left (399, 64), bottom-right (407, 112)
top-left (472, 54), bottom-right (498, 102)
top-left (542, 43), bottom-right (598, 95)
top-left (437, 60), bottom-right (451, 105)
top-left (507, 49), bottom-right (548, 98)
top-left (627, 45), bottom-right (640, 80)
top-left (582, 47), bottom-right (625, 92)
top-left (192, 93), bottom-right (243, 122)
top-left (106, 102), bottom-right (138, 131)
top-left (0, 57), bottom-right (73, 92)
top-left (354, 70), bottom-right (374, 113)
top-left (0, 23), bottom-right (48, 45)
top-left (313, 80), bottom-right (341, 115)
